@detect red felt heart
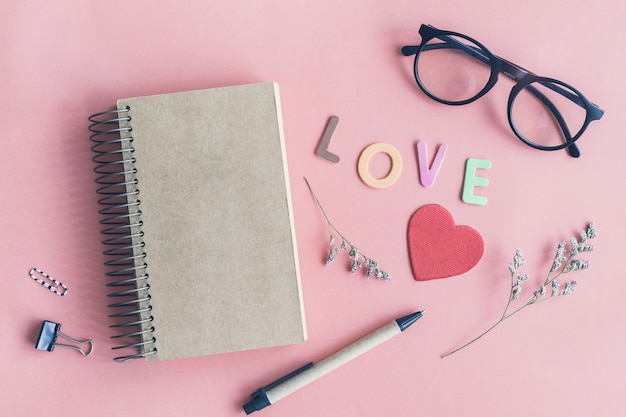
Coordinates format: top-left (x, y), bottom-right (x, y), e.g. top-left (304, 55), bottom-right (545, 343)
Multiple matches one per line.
top-left (408, 204), bottom-right (484, 281)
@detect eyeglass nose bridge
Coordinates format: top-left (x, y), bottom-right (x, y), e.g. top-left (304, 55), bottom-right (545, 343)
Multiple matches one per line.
top-left (498, 58), bottom-right (532, 83)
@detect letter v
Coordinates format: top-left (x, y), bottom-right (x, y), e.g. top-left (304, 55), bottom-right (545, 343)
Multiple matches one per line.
top-left (416, 140), bottom-right (447, 187)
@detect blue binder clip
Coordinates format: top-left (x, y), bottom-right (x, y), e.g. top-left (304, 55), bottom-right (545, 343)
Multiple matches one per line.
top-left (35, 320), bottom-right (94, 357)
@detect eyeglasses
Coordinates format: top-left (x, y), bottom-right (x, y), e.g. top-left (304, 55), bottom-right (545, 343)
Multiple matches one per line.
top-left (402, 24), bottom-right (604, 158)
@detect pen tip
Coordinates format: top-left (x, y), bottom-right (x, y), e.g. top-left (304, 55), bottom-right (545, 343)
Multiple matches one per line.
top-left (395, 311), bottom-right (424, 331)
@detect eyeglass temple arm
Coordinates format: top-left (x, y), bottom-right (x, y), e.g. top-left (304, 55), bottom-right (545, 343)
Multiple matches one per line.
top-left (499, 58), bottom-right (596, 111)
top-left (405, 36), bottom-right (595, 113)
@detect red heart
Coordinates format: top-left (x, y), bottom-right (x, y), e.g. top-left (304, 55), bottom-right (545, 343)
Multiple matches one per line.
top-left (408, 204), bottom-right (484, 281)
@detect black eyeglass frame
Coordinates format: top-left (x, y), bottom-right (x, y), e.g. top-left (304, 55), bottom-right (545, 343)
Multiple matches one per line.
top-left (402, 24), bottom-right (605, 158)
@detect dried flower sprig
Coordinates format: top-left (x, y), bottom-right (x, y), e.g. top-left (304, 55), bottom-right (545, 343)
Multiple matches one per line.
top-left (304, 177), bottom-right (390, 281)
top-left (441, 222), bottom-right (597, 358)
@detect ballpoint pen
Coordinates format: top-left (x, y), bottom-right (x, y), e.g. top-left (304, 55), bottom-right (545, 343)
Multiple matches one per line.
top-left (243, 310), bottom-right (424, 414)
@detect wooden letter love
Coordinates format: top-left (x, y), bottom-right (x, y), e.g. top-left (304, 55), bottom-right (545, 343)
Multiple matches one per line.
top-left (356, 140), bottom-right (491, 205)
top-left (408, 204), bottom-right (484, 280)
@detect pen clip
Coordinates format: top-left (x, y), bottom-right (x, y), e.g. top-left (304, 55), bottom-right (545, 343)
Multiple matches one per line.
top-left (244, 362), bottom-right (314, 414)
top-left (263, 362), bottom-right (314, 391)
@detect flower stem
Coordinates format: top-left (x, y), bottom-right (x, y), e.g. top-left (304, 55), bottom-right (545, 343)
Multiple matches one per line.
top-left (441, 316), bottom-right (507, 358)
top-left (304, 177), bottom-right (332, 227)
top-left (304, 177), bottom-right (390, 280)
top-left (304, 177), bottom-right (353, 247)
top-left (442, 254), bottom-right (573, 357)
top-left (441, 223), bottom-right (595, 357)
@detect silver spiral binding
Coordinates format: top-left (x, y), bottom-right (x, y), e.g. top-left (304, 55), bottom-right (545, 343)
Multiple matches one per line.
top-left (89, 107), bottom-right (157, 362)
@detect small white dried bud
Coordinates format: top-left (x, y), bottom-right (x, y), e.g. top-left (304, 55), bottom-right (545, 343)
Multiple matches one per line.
top-left (551, 241), bottom-right (567, 272)
top-left (580, 229), bottom-right (588, 243)
top-left (550, 261), bottom-right (560, 273)
top-left (326, 250), bottom-right (336, 266)
top-left (578, 244), bottom-right (594, 252)
top-left (565, 259), bottom-right (590, 272)
top-left (551, 279), bottom-right (559, 296)
top-left (534, 285), bottom-right (546, 298)
top-left (513, 249), bottom-right (525, 269)
top-left (508, 263), bottom-right (517, 275)
top-left (587, 222), bottom-right (597, 239)
top-left (561, 281), bottom-right (578, 295)
top-left (376, 270), bottom-right (390, 281)
top-left (570, 237), bottom-right (580, 256)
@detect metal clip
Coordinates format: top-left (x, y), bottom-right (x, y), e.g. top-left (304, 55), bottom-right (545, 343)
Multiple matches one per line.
top-left (35, 320), bottom-right (94, 357)
top-left (29, 268), bottom-right (68, 296)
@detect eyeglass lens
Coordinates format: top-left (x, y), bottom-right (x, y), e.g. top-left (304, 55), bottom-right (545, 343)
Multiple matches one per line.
top-left (510, 81), bottom-right (587, 149)
top-left (417, 35), bottom-right (492, 103)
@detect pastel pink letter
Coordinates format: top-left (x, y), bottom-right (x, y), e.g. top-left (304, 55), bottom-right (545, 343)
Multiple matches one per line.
top-left (416, 141), bottom-right (447, 187)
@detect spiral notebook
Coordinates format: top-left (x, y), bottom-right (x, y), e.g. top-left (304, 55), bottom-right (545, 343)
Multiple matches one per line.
top-left (89, 82), bottom-right (307, 362)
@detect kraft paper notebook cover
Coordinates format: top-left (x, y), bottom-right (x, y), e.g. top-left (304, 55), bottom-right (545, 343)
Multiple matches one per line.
top-left (89, 82), bottom-right (307, 362)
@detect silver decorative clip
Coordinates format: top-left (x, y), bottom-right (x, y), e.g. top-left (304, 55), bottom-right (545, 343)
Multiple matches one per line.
top-left (29, 268), bottom-right (68, 296)
top-left (35, 320), bottom-right (94, 357)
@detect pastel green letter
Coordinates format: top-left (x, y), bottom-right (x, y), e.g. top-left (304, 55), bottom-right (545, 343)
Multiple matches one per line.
top-left (462, 158), bottom-right (492, 205)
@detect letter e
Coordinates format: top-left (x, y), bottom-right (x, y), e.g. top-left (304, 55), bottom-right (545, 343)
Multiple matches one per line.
top-left (462, 158), bottom-right (492, 205)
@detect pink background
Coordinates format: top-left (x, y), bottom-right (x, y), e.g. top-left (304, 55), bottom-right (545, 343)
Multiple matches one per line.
top-left (2, 1), bottom-right (624, 416)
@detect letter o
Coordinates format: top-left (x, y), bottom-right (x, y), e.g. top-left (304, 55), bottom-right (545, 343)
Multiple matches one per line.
top-left (357, 142), bottom-right (403, 189)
